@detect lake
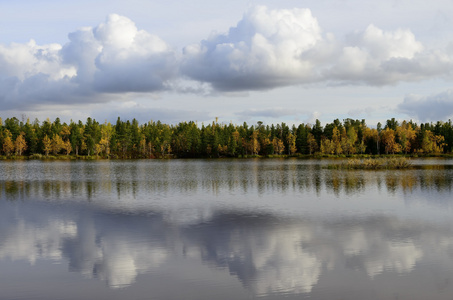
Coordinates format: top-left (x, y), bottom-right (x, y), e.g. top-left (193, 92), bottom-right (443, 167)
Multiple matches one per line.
top-left (1, 158), bottom-right (453, 300)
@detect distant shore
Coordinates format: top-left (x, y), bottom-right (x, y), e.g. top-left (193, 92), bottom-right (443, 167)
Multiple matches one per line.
top-left (2, 153), bottom-right (453, 161)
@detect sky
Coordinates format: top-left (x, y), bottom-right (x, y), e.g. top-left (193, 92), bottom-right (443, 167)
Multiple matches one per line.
top-left (1, 0), bottom-right (453, 127)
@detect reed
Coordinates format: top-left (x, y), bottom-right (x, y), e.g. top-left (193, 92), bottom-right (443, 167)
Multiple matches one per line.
top-left (329, 157), bottom-right (412, 170)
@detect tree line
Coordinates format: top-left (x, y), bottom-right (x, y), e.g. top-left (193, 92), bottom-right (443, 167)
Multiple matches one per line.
top-left (0, 117), bottom-right (452, 158)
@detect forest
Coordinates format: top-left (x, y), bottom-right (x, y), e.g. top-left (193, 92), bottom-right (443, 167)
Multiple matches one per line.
top-left (0, 116), bottom-right (452, 159)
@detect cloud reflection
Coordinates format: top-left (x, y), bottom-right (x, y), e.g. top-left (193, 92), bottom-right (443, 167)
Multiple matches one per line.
top-left (0, 201), bottom-right (452, 295)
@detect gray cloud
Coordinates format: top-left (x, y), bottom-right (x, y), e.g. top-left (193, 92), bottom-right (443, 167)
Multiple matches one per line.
top-left (398, 90), bottom-right (453, 121)
top-left (237, 108), bottom-right (305, 118)
top-left (93, 104), bottom-right (211, 124)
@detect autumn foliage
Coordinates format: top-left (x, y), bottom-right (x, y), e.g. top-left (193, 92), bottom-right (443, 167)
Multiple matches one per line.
top-left (0, 117), bottom-right (452, 158)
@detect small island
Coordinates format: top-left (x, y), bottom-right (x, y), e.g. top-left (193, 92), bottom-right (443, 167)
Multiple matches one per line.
top-left (326, 157), bottom-right (412, 169)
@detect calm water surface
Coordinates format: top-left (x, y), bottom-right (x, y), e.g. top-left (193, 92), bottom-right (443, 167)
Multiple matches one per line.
top-left (1, 158), bottom-right (453, 299)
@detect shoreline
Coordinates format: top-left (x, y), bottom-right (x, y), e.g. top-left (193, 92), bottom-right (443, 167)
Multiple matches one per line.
top-left (2, 153), bottom-right (453, 161)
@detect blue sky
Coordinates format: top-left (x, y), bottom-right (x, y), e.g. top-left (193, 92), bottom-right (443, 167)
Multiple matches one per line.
top-left (1, 0), bottom-right (453, 127)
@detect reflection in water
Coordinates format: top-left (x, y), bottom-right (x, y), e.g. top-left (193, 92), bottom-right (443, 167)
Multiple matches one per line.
top-left (0, 160), bottom-right (452, 204)
top-left (1, 159), bottom-right (453, 299)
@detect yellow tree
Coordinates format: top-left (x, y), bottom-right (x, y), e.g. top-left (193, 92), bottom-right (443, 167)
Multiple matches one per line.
top-left (95, 144), bottom-right (102, 157)
top-left (100, 121), bottom-right (113, 156)
top-left (43, 135), bottom-right (52, 156)
top-left (232, 130), bottom-right (240, 143)
top-left (396, 121), bottom-right (417, 154)
top-left (250, 131), bottom-right (260, 155)
top-left (434, 135), bottom-right (446, 153)
top-left (286, 132), bottom-right (297, 155)
top-left (307, 133), bottom-right (318, 155)
top-left (2, 129), bottom-right (14, 156)
top-left (98, 137), bottom-right (110, 157)
top-left (272, 138), bottom-right (285, 155)
top-left (217, 144), bottom-right (228, 156)
top-left (60, 125), bottom-right (71, 140)
top-left (14, 132), bottom-right (27, 156)
top-left (346, 127), bottom-right (358, 154)
top-left (381, 128), bottom-right (401, 154)
top-left (262, 137), bottom-right (272, 155)
top-left (51, 134), bottom-right (64, 155)
top-left (320, 137), bottom-right (334, 155)
top-left (422, 130), bottom-right (445, 154)
top-left (61, 140), bottom-right (72, 155)
top-left (332, 127), bottom-right (342, 155)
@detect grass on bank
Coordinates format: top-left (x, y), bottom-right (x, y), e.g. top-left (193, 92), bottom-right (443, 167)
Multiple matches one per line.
top-left (0, 152), bottom-right (452, 161)
top-left (327, 157), bottom-right (412, 170)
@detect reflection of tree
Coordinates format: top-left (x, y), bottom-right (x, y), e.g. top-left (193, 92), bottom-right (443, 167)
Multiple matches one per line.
top-left (325, 171), bottom-right (366, 196)
top-left (1, 162), bottom-right (453, 204)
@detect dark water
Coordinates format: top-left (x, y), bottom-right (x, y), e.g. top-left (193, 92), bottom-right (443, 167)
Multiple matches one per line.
top-left (1, 159), bottom-right (453, 300)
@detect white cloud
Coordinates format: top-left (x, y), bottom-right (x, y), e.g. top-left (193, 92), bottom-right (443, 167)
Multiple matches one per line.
top-left (0, 39), bottom-right (79, 109)
top-left (182, 7), bottom-right (453, 91)
top-left (0, 14), bottom-right (178, 110)
top-left (324, 25), bottom-right (451, 85)
top-left (0, 40), bottom-right (76, 81)
top-left (1, 5), bottom-right (453, 120)
top-left (360, 24), bottom-right (423, 60)
top-left (90, 14), bottom-right (178, 93)
top-left (181, 6), bottom-right (323, 91)
top-left (398, 89), bottom-right (453, 121)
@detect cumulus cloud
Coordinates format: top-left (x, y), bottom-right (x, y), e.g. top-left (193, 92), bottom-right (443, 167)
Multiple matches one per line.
top-left (0, 40), bottom-right (76, 81)
top-left (1, 6), bottom-right (453, 113)
top-left (0, 40), bottom-right (80, 109)
top-left (0, 14), bottom-right (177, 110)
top-left (181, 6), bottom-right (323, 91)
top-left (397, 89), bottom-right (453, 121)
top-left (182, 6), bottom-right (453, 91)
top-left (326, 25), bottom-right (453, 85)
top-left (90, 15), bottom-right (177, 93)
